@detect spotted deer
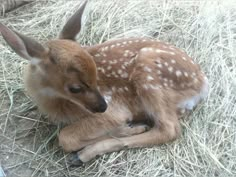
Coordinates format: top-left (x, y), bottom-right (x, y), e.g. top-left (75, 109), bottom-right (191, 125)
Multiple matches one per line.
top-left (0, 1), bottom-right (208, 165)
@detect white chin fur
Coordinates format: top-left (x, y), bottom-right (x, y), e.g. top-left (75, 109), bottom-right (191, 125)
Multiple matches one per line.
top-left (30, 58), bottom-right (41, 65)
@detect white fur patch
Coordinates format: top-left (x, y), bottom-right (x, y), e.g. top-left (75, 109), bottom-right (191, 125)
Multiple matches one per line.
top-left (171, 59), bottom-right (176, 64)
top-left (178, 77), bottom-right (209, 110)
top-left (30, 58), bottom-right (41, 65)
top-left (104, 94), bottom-right (112, 104)
top-left (144, 66), bottom-right (152, 72)
top-left (121, 72), bottom-right (129, 78)
top-left (147, 75), bottom-right (154, 81)
top-left (39, 87), bottom-right (57, 97)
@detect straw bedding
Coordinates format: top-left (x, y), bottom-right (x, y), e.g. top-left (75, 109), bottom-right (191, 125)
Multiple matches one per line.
top-left (0, 0), bottom-right (235, 176)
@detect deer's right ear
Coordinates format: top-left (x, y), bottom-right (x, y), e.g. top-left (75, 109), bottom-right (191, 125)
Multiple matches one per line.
top-left (59, 0), bottom-right (88, 40)
top-left (0, 23), bottom-right (48, 61)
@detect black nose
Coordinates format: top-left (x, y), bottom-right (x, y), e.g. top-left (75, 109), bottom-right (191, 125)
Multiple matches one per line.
top-left (91, 91), bottom-right (108, 113)
top-left (95, 98), bottom-right (107, 113)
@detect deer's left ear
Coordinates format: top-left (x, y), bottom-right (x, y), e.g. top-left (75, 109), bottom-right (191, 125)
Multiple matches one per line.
top-left (0, 22), bottom-right (48, 60)
top-left (59, 0), bottom-right (88, 40)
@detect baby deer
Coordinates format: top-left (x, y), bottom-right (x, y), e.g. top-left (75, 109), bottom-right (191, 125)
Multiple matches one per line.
top-left (0, 1), bottom-right (208, 165)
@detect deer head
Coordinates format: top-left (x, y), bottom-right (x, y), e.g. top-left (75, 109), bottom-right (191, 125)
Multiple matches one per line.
top-left (0, 1), bottom-right (107, 113)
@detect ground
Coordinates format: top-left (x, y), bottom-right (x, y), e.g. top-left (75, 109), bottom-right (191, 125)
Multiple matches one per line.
top-left (0, 0), bottom-right (236, 176)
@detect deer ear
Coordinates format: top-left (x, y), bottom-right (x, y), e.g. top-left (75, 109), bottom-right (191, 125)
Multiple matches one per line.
top-left (0, 22), bottom-right (47, 60)
top-left (59, 0), bottom-right (88, 40)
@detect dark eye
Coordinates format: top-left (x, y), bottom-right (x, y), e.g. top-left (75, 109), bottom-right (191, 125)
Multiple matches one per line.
top-left (68, 86), bottom-right (83, 93)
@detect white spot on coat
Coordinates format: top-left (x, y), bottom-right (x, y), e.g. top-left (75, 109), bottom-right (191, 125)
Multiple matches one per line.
top-left (144, 66), bottom-right (152, 72)
top-left (147, 75), bottom-right (154, 81)
top-left (157, 64), bottom-right (162, 68)
top-left (157, 70), bottom-right (162, 75)
top-left (168, 66), bottom-right (173, 73)
top-left (97, 67), bottom-right (105, 73)
top-left (124, 53), bottom-right (129, 57)
top-left (176, 70), bottom-right (182, 77)
top-left (118, 70), bottom-right (123, 74)
top-left (121, 72), bottom-right (129, 78)
top-left (184, 72), bottom-right (189, 77)
top-left (118, 88), bottom-right (124, 92)
top-left (94, 54), bottom-right (101, 57)
top-left (191, 72), bottom-right (197, 78)
top-left (155, 49), bottom-right (175, 55)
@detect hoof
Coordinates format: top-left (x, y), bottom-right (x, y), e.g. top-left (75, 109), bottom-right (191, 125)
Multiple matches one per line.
top-left (144, 125), bottom-right (150, 131)
top-left (67, 152), bottom-right (84, 167)
top-left (127, 121), bottom-right (134, 128)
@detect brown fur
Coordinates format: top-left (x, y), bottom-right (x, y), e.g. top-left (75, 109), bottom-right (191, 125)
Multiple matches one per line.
top-left (0, 1), bottom-right (208, 163)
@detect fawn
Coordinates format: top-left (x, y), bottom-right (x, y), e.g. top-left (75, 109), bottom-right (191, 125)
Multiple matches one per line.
top-left (0, 1), bottom-right (208, 165)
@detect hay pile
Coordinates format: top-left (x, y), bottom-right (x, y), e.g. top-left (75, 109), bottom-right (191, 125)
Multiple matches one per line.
top-left (0, 0), bottom-right (32, 15)
top-left (0, 0), bottom-right (236, 176)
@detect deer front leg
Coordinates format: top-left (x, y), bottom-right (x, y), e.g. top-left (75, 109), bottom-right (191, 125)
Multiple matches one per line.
top-left (58, 103), bottom-right (149, 152)
top-left (73, 87), bottom-right (181, 163)
top-left (62, 121), bottom-right (150, 166)
top-left (59, 114), bottom-right (119, 152)
top-left (76, 111), bottom-right (180, 163)
top-left (59, 118), bottom-right (149, 152)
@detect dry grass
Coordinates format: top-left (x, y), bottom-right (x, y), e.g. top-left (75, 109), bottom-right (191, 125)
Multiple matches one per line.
top-left (0, 0), bottom-right (236, 176)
